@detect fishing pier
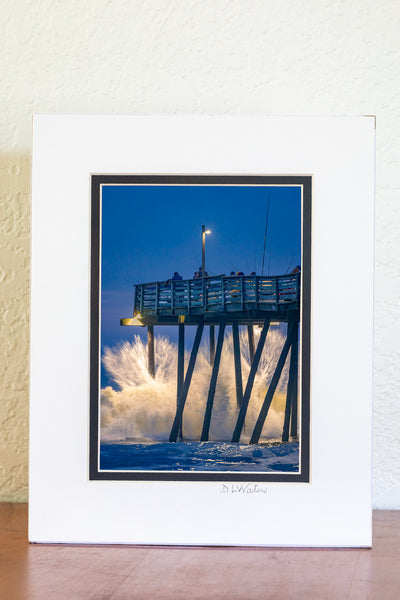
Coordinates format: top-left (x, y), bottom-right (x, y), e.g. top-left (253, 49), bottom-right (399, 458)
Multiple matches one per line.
top-left (121, 273), bottom-right (300, 444)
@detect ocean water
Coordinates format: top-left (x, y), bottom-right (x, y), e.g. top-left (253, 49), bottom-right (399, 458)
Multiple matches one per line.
top-left (100, 441), bottom-right (299, 472)
top-left (100, 327), bottom-right (299, 473)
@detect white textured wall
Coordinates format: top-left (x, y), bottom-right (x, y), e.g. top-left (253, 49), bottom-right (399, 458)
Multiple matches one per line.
top-left (1, 0), bottom-right (399, 508)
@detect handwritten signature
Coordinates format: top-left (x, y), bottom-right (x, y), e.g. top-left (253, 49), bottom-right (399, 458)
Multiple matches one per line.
top-left (220, 483), bottom-right (268, 495)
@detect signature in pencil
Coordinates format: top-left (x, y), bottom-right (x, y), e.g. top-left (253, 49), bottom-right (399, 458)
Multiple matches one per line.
top-left (220, 483), bottom-right (268, 495)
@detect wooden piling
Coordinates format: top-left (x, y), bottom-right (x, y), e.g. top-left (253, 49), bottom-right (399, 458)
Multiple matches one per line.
top-left (290, 320), bottom-right (299, 438)
top-left (201, 323), bottom-right (225, 441)
top-left (247, 325), bottom-right (255, 364)
top-left (281, 320), bottom-right (299, 441)
top-left (210, 325), bottom-right (215, 366)
top-left (249, 322), bottom-right (294, 445)
top-left (169, 320), bottom-right (204, 442)
top-left (177, 322), bottom-right (185, 440)
top-left (282, 356), bottom-right (293, 442)
top-left (232, 322), bottom-right (243, 408)
top-left (147, 325), bottom-right (155, 378)
top-left (282, 364), bottom-right (294, 442)
top-left (231, 319), bottom-right (270, 443)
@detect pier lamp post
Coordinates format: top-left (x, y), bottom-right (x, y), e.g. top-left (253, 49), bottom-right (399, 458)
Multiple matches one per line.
top-left (201, 225), bottom-right (211, 277)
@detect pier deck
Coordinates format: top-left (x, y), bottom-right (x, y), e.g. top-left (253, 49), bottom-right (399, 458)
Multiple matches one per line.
top-left (123, 273), bottom-right (300, 326)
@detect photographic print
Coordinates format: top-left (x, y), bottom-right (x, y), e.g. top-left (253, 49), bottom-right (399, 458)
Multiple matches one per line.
top-left (30, 115), bottom-right (374, 546)
top-left (90, 175), bottom-right (311, 481)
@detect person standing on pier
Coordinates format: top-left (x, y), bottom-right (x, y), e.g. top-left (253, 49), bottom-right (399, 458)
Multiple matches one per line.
top-left (194, 266), bottom-right (208, 278)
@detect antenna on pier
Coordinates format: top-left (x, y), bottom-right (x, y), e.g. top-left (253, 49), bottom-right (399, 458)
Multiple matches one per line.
top-left (261, 194), bottom-right (270, 276)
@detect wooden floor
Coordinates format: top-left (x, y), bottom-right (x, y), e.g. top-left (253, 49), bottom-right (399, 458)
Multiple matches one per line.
top-left (0, 504), bottom-right (399, 599)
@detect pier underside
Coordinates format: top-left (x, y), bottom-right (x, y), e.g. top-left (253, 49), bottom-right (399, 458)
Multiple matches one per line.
top-left (122, 308), bottom-right (299, 328)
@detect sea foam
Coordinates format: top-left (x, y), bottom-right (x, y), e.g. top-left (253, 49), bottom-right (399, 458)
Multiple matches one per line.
top-left (101, 327), bottom-right (296, 443)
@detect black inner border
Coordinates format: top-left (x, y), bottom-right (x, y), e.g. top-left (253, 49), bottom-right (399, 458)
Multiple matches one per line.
top-left (90, 175), bottom-right (311, 482)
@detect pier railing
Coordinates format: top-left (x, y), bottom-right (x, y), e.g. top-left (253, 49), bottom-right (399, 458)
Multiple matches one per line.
top-left (134, 273), bottom-right (300, 317)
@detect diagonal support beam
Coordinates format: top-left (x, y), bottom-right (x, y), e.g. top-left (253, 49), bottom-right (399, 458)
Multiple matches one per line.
top-left (250, 321), bottom-right (295, 445)
top-left (201, 323), bottom-right (226, 441)
top-left (232, 322), bottom-right (243, 408)
top-left (169, 321), bottom-right (204, 442)
top-left (231, 319), bottom-right (270, 443)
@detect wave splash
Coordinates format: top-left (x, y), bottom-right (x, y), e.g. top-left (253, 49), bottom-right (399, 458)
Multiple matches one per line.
top-left (101, 328), bottom-right (293, 443)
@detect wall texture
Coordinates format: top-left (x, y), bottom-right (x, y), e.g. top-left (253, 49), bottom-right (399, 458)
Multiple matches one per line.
top-left (1, 0), bottom-right (399, 507)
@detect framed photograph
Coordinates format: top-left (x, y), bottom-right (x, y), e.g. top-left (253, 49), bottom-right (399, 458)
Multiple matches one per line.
top-left (90, 175), bottom-right (311, 482)
top-left (30, 115), bottom-right (374, 546)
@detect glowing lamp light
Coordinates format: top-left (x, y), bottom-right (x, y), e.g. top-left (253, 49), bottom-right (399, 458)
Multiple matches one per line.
top-left (120, 316), bottom-right (144, 326)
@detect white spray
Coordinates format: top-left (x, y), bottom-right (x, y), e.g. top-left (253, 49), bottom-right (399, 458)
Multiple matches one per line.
top-left (101, 327), bottom-right (294, 443)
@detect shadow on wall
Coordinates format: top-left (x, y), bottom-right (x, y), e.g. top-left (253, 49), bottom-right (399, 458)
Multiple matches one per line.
top-left (0, 154), bottom-right (30, 502)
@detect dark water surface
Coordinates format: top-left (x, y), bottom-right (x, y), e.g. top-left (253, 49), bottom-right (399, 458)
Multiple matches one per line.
top-left (100, 440), bottom-right (299, 472)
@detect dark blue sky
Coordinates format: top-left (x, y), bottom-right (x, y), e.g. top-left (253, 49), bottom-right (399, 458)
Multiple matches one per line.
top-left (100, 184), bottom-right (301, 386)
